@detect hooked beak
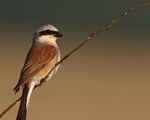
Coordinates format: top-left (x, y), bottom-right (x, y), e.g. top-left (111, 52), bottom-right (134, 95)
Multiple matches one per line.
top-left (55, 32), bottom-right (63, 37)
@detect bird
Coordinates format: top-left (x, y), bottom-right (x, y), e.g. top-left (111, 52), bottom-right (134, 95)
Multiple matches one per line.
top-left (13, 24), bottom-right (63, 120)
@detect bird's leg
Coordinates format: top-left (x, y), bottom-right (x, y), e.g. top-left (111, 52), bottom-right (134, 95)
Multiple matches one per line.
top-left (34, 78), bottom-right (47, 89)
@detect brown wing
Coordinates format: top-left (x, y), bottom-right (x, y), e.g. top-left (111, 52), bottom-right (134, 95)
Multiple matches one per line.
top-left (14, 44), bottom-right (57, 92)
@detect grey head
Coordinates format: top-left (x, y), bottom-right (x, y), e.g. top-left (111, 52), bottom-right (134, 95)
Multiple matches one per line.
top-left (34, 24), bottom-right (63, 38)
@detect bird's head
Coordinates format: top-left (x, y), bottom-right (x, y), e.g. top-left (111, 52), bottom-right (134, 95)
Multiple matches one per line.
top-left (33, 24), bottom-right (63, 45)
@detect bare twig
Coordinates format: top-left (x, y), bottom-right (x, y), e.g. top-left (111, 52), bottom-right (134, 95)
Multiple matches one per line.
top-left (0, 97), bottom-right (21, 118)
top-left (0, 2), bottom-right (150, 119)
top-left (44, 2), bottom-right (150, 77)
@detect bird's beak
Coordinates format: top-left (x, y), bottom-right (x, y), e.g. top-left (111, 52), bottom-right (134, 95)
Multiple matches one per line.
top-left (55, 32), bottom-right (63, 37)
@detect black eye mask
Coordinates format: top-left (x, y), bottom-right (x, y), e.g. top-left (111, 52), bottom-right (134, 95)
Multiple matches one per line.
top-left (39, 29), bottom-right (63, 37)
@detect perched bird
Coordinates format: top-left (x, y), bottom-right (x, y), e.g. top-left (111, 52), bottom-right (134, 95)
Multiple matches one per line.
top-left (14, 24), bottom-right (63, 120)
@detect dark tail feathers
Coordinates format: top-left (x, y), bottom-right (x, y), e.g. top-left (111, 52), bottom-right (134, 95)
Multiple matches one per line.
top-left (16, 85), bottom-right (29, 120)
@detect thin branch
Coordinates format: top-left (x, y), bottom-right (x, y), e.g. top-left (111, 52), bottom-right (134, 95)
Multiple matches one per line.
top-left (44, 2), bottom-right (150, 77)
top-left (0, 97), bottom-right (21, 118)
top-left (0, 2), bottom-right (150, 119)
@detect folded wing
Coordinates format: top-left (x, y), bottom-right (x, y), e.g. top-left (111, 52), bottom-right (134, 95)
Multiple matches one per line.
top-left (14, 44), bottom-right (57, 93)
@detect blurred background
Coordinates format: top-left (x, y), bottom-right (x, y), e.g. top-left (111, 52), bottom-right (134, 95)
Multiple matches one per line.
top-left (0, 0), bottom-right (150, 120)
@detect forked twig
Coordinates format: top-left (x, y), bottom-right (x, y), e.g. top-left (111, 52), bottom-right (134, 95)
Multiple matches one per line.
top-left (0, 2), bottom-right (150, 119)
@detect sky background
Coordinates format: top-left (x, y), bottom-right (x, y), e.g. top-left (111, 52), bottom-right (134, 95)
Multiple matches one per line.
top-left (0, 0), bottom-right (150, 120)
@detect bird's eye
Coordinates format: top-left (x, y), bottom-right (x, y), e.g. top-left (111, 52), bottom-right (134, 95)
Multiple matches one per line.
top-left (39, 29), bottom-right (57, 36)
top-left (45, 30), bottom-right (52, 34)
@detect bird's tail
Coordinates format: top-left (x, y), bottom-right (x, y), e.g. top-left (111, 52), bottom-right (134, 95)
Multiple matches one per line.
top-left (16, 85), bottom-right (28, 120)
top-left (16, 83), bottom-right (35, 120)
